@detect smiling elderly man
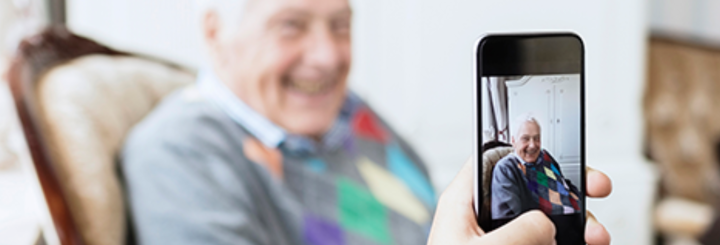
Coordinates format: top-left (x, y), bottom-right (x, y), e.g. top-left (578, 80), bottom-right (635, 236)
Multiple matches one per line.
top-left (491, 115), bottom-right (582, 221)
top-left (120, 0), bottom-right (435, 244)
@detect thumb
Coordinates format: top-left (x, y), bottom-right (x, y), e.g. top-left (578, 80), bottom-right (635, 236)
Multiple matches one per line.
top-left (477, 210), bottom-right (556, 245)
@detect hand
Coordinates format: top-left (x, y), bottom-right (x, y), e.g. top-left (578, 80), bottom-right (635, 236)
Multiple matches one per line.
top-left (427, 158), bottom-right (612, 245)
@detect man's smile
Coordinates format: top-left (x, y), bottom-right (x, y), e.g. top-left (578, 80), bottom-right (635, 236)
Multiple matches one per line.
top-left (283, 77), bottom-right (338, 95)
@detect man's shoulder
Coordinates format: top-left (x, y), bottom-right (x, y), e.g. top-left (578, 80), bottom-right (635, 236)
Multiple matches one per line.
top-left (493, 154), bottom-right (522, 174)
top-left (138, 84), bottom-right (224, 126)
top-left (496, 154), bottom-right (520, 167)
top-left (123, 85), bottom-right (248, 157)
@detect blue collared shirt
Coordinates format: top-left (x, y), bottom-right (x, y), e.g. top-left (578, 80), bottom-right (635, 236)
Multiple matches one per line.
top-left (197, 70), bottom-right (356, 156)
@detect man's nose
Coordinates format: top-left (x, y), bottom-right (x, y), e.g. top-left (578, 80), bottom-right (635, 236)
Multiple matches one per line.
top-left (305, 28), bottom-right (343, 70)
top-left (529, 140), bottom-right (538, 149)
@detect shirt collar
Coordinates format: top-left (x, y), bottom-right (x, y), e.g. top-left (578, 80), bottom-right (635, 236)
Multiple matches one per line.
top-left (197, 69), bottom-right (286, 148)
top-left (514, 150), bottom-right (544, 166)
top-left (196, 69), bottom-right (359, 155)
top-left (282, 94), bottom-right (359, 156)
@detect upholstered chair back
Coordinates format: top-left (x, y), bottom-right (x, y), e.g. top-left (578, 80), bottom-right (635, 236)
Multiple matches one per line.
top-left (37, 55), bottom-right (193, 245)
top-left (479, 145), bottom-right (513, 227)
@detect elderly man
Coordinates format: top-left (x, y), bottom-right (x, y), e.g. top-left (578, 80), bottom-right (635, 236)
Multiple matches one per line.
top-left (490, 115), bottom-right (582, 221)
top-left (121, 0), bottom-right (435, 244)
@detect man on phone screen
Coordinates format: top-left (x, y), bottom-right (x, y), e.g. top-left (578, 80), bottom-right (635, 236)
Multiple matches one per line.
top-left (491, 115), bottom-right (582, 220)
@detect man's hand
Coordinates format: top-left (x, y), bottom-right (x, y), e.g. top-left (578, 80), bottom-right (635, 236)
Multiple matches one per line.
top-left (427, 158), bottom-right (612, 245)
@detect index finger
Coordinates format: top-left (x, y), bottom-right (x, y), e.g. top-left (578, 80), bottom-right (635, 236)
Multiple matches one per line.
top-left (586, 167), bottom-right (612, 198)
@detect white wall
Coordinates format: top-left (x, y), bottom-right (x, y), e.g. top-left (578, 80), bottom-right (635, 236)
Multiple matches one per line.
top-left (67, 0), bottom-right (204, 68)
top-left (0, 0), bottom-right (16, 60)
top-left (650, 0), bottom-right (720, 42)
top-left (67, 0), bottom-right (656, 244)
top-left (504, 75), bottom-right (583, 186)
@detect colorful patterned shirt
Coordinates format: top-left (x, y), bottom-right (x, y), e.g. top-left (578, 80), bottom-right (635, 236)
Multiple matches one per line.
top-left (491, 150), bottom-right (581, 220)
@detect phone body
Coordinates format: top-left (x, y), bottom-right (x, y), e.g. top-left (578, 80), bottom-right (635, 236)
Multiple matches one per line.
top-left (474, 33), bottom-right (586, 244)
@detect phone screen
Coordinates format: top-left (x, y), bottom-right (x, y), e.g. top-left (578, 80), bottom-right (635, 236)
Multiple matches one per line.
top-left (475, 34), bottom-right (585, 244)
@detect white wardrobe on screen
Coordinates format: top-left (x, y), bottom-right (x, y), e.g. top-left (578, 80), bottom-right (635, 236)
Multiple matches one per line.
top-left (505, 75), bottom-right (581, 186)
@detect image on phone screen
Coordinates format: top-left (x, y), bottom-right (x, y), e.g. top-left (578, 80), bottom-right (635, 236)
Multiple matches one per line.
top-left (480, 74), bottom-right (582, 220)
top-left (476, 34), bottom-right (585, 244)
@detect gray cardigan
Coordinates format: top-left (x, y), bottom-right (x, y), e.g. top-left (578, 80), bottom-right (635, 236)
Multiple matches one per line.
top-left (120, 86), bottom-right (433, 245)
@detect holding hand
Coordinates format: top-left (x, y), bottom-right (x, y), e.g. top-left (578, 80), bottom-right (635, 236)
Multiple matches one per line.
top-left (427, 158), bottom-right (612, 245)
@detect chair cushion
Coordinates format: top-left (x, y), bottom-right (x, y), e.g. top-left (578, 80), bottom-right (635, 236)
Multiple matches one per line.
top-left (37, 55), bottom-right (194, 245)
top-left (480, 146), bottom-right (513, 223)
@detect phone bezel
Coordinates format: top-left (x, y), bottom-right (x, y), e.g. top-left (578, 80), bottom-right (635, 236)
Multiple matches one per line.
top-left (473, 32), bottom-right (586, 240)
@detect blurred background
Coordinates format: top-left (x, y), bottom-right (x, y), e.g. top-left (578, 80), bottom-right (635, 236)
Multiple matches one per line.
top-left (3, 0), bottom-right (720, 244)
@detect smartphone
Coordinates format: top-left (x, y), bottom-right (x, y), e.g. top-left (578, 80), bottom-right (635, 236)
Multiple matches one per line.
top-left (474, 33), bottom-right (585, 244)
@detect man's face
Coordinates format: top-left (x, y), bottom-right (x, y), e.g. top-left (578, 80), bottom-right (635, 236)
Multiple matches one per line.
top-left (206, 0), bottom-right (352, 138)
top-left (511, 121), bottom-right (542, 163)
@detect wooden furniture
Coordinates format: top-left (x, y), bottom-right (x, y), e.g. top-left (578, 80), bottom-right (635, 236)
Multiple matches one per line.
top-left (8, 25), bottom-right (120, 245)
top-left (7, 25), bottom-right (193, 245)
top-left (645, 35), bottom-right (720, 244)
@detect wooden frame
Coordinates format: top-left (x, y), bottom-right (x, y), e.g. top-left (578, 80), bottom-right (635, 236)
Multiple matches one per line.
top-left (7, 25), bottom-right (122, 245)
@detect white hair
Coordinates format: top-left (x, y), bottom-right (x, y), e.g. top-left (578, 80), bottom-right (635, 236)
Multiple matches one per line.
top-left (512, 113), bottom-right (541, 139)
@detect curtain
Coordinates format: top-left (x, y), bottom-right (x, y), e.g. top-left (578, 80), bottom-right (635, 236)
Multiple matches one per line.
top-left (488, 77), bottom-right (509, 143)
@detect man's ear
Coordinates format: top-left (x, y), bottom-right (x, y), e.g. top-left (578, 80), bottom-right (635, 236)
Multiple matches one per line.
top-left (202, 10), bottom-right (223, 61)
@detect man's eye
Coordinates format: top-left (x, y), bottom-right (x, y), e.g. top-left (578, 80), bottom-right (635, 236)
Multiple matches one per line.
top-left (279, 19), bottom-right (306, 36)
top-left (332, 19), bottom-right (351, 35)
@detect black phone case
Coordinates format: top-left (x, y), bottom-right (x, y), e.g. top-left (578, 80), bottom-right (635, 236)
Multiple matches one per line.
top-left (474, 33), bottom-right (586, 245)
